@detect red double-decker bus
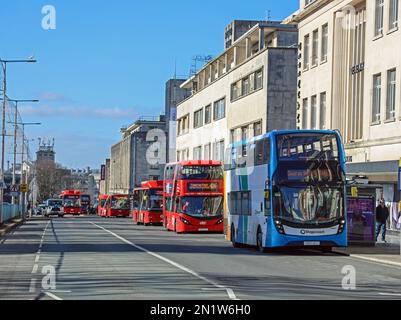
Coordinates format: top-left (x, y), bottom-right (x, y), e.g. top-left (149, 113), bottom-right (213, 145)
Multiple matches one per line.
top-left (103, 194), bottom-right (130, 218)
top-left (132, 180), bottom-right (164, 226)
top-left (163, 161), bottom-right (224, 233)
top-left (98, 195), bottom-right (108, 216)
top-left (61, 190), bottom-right (81, 215)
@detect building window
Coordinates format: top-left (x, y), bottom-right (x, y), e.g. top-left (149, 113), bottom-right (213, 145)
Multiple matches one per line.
top-left (302, 98), bottom-right (308, 129)
top-left (177, 114), bottom-right (190, 135)
top-left (389, 0), bottom-right (399, 30)
top-left (231, 81), bottom-right (240, 101)
top-left (375, 0), bottom-right (384, 36)
top-left (321, 24), bottom-right (328, 62)
top-left (213, 98), bottom-right (226, 120)
top-left (213, 140), bottom-right (225, 162)
top-left (204, 143), bottom-right (211, 160)
top-left (194, 108), bottom-right (203, 128)
top-left (303, 34), bottom-right (310, 70)
top-left (253, 121), bottom-right (262, 136)
top-left (242, 76), bottom-right (250, 96)
top-left (255, 69), bottom-right (263, 90)
top-left (312, 29), bottom-right (319, 67)
top-left (311, 95), bottom-right (317, 129)
top-left (320, 92), bottom-right (327, 129)
top-left (372, 73), bottom-right (382, 123)
top-left (204, 105), bottom-right (211, 124)
top-left (193, 146), bottom-right (202, 160)
top-left (386, 69), bottom-right (396, 120)
top-left (231, 69), bottom-right (263, 102)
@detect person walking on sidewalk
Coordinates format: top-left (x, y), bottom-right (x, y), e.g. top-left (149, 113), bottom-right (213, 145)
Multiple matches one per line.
top-left (375, 199), bottom-right (389, 243)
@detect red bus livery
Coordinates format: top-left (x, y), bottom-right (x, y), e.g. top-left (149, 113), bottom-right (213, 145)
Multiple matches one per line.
top-left (98, 195), bottom-right (108, 216)
top-left (103, 194), bottom-right (130, 218)
top-left (61, 190), bottom-right (81, 215)
top-left (133, 180), bottom-right (164, 226)
top-left (163, 161), bottom-right (224, 233)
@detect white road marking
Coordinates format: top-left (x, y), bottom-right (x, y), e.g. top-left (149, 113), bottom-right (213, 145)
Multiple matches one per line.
top-left (29, 279), bottom-right (37, 293)
top-left (32, 264), bottom-right (38, 274)
top-left (379, 292), bottom-right (401, 296)
top-left (90, 222), bottom-right (238, 300)
top-left (44, 291), bottom-right (63, 300)
top-left (201, 288), bottom-right (238, 300)
top-left (29, 220), bottom-right (51, 295)
top-left (349, 254), bottom-right (401, 269)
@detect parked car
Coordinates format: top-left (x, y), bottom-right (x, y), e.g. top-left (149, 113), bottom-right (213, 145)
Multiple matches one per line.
top-left (36, 204), bottom-right (47, 215)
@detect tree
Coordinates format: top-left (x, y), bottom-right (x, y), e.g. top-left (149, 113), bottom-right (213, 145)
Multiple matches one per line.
top-left (35, 161), bottom-right (71, 202)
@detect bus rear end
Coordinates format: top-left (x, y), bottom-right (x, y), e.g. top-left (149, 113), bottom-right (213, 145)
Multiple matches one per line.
top-left (165, 161), bottom-right (225, 234)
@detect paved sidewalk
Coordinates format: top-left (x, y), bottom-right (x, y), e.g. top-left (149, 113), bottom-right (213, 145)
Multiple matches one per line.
top-left (0, 218), bottom-right (25, 240)
top-left (335, 233), bottom-right (401, 267)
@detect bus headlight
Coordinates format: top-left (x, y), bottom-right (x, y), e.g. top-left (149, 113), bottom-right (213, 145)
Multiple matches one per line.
top-left (338, 219), bottom-right (346, 234)
top-left (274, 220), bottom-right (285, 234)
top-left (216, 218), bottom-right (224, 225)
top-left (180, 217), bottom-right (191, 225)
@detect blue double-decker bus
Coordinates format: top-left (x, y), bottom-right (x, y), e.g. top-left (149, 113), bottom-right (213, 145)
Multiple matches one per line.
top-left (226, 130), bottom-right (347, 252)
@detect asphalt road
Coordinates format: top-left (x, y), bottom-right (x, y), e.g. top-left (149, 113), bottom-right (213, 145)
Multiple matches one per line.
top-left (1, 215), bottom-right (401, 300)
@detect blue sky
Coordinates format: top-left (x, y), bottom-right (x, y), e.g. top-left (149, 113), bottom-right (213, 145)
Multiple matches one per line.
top-left (0, 0), bottom-right (298, 169)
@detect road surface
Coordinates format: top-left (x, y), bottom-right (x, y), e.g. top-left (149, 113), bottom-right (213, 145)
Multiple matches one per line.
top-left (1, 216), bottom-right (400, 300)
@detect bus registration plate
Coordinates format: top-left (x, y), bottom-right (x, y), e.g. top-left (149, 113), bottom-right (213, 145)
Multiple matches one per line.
top-left (199, 228), bottom-right (209, 232)
top-left (304, 241), bottom-right (320, 246)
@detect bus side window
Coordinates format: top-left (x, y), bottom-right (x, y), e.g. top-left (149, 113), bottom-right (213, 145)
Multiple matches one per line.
top-left (264, 189), bottom-right (271, 216)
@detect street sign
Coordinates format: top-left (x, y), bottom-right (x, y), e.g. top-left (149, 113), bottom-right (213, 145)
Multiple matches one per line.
top-left (10, 184), bottom-right (20, 197)
top-left (20, 184), bottom-right (29, 193)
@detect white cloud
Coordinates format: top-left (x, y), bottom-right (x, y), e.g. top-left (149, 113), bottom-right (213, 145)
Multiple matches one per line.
top-left (19, 104), bottom-right (139, 119)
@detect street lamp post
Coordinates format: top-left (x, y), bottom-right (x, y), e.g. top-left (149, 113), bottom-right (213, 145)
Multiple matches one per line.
top-left (0, 58), bottom-right (36, 223)
top-left (7, 99), bottom-right (39, 207)
top-left (20, 122), bottom-right (41, 218)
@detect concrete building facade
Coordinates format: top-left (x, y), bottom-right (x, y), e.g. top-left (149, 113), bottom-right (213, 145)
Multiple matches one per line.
top-left (292, 0), bottom-right (401, 205)
top-left (109, 116), bottom-right (166, 194)
top-left (165, 79), bottom-right (191, 162)
top-left (176, 21), bottom-right (298, 162)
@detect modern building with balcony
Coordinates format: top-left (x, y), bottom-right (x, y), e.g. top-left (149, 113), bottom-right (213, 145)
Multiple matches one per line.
top-left (175, 20), bottom-right (298, 163)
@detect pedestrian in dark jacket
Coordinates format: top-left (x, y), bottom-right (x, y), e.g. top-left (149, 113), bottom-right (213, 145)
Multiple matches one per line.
top-left (375, 199), bottom-right (389, 243)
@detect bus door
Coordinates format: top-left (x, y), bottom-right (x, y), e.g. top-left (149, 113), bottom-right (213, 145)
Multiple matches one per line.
top-left (132, 190), bottom-right (140, 222)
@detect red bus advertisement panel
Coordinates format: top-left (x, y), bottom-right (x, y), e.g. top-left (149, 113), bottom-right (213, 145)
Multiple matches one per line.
top-left (163, 161), bottom-right (224, 233)
top-left (133, 181), bottom-right (164, 226)
top-left (105, 194), bottom-right (130, 218)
